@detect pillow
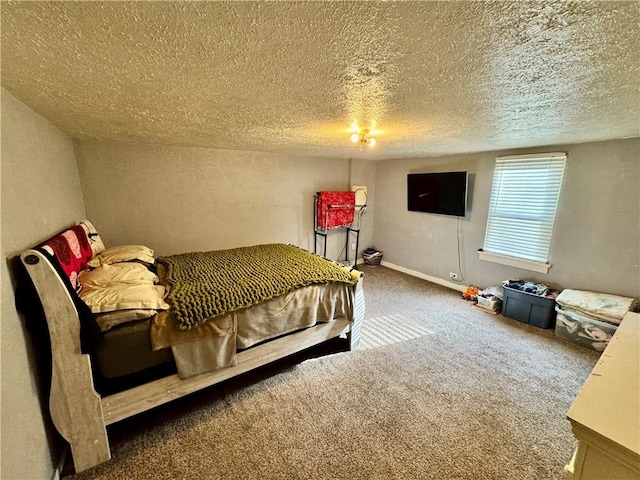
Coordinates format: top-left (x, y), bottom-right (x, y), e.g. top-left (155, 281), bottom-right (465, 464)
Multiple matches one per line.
top-left (79, 282), bottom-right (170, 313)
top-left (79, 263), bottom-right (157, 288)
top-left (78, 221), bottom-right (106, 256)
top-left (94, 309), bottom-right (158, 332)
top-left (40, 224), bottom-right (95, 291)
top-left (88, 245), bottom-right (155, 267)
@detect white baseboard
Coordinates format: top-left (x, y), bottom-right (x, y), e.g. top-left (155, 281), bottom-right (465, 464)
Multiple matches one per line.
top-left (379, 261), bottom-right (467, 293)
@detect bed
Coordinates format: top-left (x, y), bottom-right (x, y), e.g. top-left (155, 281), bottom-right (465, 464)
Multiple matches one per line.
top-left (20, 220), bottom-right (365, 473)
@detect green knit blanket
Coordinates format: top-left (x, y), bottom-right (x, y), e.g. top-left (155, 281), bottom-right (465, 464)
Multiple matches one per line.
top-left (157, 244), bottom-right (359, 331)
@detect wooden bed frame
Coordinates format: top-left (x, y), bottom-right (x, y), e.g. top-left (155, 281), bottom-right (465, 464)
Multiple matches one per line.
top-left (21, 226), bottom-right (365, 473)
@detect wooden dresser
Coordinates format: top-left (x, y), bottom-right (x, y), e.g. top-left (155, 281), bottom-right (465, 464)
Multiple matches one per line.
top-left (564, 311), bottom-right (640, 479)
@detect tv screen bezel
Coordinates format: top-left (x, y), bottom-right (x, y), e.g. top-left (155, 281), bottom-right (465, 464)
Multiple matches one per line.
top-left (407, 171), bottom-right (468, 217)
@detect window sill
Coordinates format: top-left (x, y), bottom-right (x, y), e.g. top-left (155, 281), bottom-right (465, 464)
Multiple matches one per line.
top-left (478, 250), bottom-right (551, 274)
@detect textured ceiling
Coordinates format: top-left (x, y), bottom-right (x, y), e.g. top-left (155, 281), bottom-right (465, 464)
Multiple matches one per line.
top-left (1, 1), bottom-right (639, 160)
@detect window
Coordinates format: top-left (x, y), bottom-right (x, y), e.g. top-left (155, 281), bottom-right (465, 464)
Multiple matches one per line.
top-left (479, 152), bottom-right (566, 273)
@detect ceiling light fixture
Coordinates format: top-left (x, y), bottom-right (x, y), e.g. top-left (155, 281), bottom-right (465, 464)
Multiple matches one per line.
top-left (350, 128), bottom-right (376, 151)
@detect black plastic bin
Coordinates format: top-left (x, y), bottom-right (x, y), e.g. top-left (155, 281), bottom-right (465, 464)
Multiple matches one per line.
top-left (502, 285), bottom-right (557, 329)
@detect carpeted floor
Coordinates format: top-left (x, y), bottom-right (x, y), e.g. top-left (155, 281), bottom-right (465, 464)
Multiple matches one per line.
top-left (69, 265), bottom-right (599, 480)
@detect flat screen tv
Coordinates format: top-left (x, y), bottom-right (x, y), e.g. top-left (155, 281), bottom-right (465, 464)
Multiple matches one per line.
top-left (407, 171), bottom-right (468, 216)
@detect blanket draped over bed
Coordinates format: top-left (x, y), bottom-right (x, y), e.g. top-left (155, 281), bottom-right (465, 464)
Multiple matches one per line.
top-left (157, 243), bottom-right (359, 331)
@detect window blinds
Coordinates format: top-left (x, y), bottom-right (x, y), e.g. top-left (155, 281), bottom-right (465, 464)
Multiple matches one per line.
top-left (483, 153), bottom-right (566, 263)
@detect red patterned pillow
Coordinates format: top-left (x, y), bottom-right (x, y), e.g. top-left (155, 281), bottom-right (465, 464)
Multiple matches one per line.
top-left (41, 225), bottom-right (94, 291)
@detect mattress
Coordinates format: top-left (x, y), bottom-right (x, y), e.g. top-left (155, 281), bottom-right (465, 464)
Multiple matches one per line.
top-left (93, 317), bottom-right (173, 380)
top-left (91, 282), bottom-right (353, 381)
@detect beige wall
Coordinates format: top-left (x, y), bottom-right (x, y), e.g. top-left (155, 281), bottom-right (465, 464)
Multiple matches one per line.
top-left (373, 138), bottom-right (640, 299)
top-left (74, 141), bottom-right (371, 262)
top-left (1, 89), bottom-right (86, 479)
top-left (349, 158), bottom-right (376, 256)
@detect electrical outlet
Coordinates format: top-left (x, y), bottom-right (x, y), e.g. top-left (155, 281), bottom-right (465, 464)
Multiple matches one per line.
top-left (351, 243), bottom-right (357, 250)
top-left (449, 272), bottom-right (459, 280)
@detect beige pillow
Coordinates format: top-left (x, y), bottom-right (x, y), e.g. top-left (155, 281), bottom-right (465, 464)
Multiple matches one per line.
top-left (79, 262), bottom-right (158, 288)
top-left (88, 245), bottom-right (155, 267)
top-left (79, 282), bottom-right (170, 313)
top-left (78, 221), bottom-right (106, 256)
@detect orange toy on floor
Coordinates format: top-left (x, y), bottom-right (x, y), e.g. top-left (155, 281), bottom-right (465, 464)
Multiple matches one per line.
top-left (462, 286), bottom-right (478, 301)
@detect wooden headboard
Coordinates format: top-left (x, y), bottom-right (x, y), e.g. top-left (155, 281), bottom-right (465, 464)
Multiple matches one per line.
top-left (21, 220), bottom-right (112, 472)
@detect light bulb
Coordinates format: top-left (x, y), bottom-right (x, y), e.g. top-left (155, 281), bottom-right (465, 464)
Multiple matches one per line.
top-left (350, 133), bottom-right (359, 143)
top-left (368, 138), bottom-right (376, 148)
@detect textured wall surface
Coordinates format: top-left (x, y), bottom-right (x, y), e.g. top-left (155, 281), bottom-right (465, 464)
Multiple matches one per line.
top-left (373, 137), bottom-right (640, 298)
top-left (348, 158), bottom-right (377, 255)
top-left (74, 140), bottom-right (358, 261)
top-left (2, 1), bottom-right (638, 159)
top-left (1, 89), bottom-right (86, 480)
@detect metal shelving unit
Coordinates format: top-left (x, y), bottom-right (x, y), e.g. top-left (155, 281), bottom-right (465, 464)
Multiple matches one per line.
top-left (313, 194), bottom-right (366, 268)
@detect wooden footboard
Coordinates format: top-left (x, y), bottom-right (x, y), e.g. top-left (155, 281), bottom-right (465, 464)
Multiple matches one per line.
top-left (21, 247), bottom-right (365, 473)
